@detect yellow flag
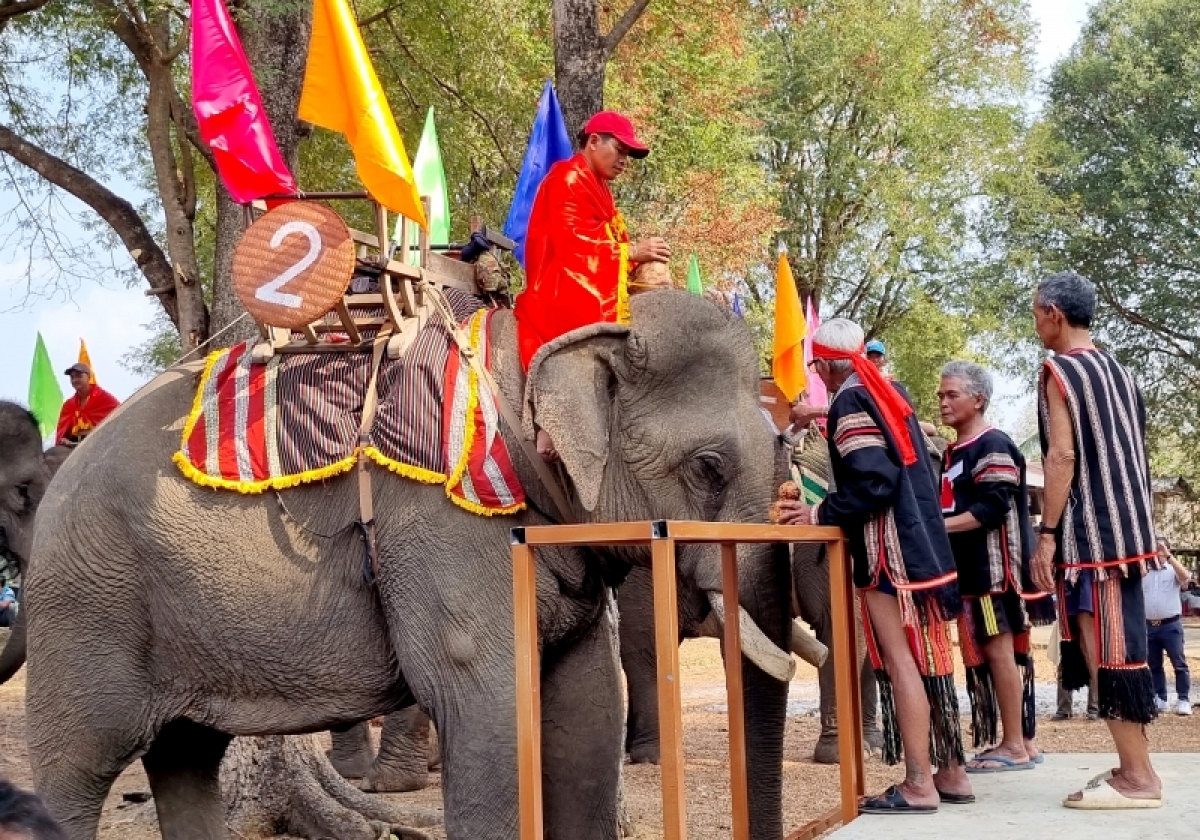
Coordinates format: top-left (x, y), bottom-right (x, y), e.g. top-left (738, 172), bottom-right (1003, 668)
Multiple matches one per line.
top-left (772, 253), bottom-right (807, 402)
top-left (299, 0), bottom-right (427, 227)
top-left (78, 338), bottom-right (97, 385)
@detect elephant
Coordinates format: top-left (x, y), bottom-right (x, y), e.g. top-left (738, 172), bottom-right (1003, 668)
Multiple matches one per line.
top-left (21, 290), bottom-right (795, 840)
top-left (619, 543), bottom-right (882, 766)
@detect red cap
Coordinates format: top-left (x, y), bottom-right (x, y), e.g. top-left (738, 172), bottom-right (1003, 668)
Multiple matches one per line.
top-left (581, 111), bottom-right (650, 158)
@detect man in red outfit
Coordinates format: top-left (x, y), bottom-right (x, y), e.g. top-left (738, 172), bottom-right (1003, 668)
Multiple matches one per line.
top-left (514, 111), bottom-right (671, 459)
top-left (55, 363), bottom-right (120, 445)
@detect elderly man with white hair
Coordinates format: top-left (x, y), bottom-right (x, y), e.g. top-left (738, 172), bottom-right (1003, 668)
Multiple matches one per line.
top-left (777, 317), bottom-right (970, 814)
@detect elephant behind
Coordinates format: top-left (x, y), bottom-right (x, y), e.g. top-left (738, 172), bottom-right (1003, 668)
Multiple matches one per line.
top-left (23, 290), bottom-right (793, 840)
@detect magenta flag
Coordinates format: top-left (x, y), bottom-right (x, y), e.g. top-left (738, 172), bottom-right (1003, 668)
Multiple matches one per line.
top-left (804, 297), bottom-right (828, 408)
top-left (191, 0), bottom-right (297, 203)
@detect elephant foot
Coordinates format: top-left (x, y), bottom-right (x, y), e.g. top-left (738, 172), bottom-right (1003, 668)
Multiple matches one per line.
top-left (626, 741), bottom-right (660, 765)
top-left (361, 764), bottom-right (431, 793)
top-left (864, 726), bottom-right (884, 756)
top-left (223, 734), bottom-right (442, 840)
top-left (327, 722), bottom-right (374, 780)
top-left (812, 731), bottom-right (840, 765)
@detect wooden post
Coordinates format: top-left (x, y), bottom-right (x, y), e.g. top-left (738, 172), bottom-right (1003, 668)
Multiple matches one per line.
top-left (827, 536), bottom-right (864, 823)
top-left (512, 541), bottom-right (543, 840)
top-left (373, 200), bottom-right (390, 264)
top-left (652, 535), bottom-right (688, 840)
top-left (420, 196), bottom-right (432, 268)
top-left (721, 542), bottom-right (750, 840)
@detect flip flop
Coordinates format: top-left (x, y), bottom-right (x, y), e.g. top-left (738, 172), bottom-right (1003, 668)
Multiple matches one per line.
top-left (859, 785), bottom-right (937, 815)
top-left (1063, 778), bottom-right (1162, 810)
top-left (938, 790), bottom-right (976, 805)
top-left (966, 754), bottom-right (1035, 774)
top-left (1033, 752), bottom-right (1045, 765)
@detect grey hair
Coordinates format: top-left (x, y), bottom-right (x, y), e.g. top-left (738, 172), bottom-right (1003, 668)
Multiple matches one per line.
top-left (1035, 271), bottom-right (1096, 328)
top-left (812, 318), bottom-right (864, 376)
top-left (941, 360), bottom-right (993, 412)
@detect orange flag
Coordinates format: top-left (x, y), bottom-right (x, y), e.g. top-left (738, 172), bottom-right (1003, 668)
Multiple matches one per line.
top-left (772, 253), bottom-right (806, 402)
top-left (78, 339), bottom-right (97, 385)
top-left (298, 0), bottom-right (427, 227)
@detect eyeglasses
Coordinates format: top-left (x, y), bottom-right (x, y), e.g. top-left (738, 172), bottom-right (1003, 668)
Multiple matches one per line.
top-left (807, 359), bottom-right (821, 369)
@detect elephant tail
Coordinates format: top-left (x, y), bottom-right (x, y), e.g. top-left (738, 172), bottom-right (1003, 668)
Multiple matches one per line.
top-left (0, 611), bottom-right (26, 684)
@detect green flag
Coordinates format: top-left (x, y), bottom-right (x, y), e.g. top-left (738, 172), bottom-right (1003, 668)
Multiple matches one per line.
top-left (28, 332), bottom-right (63, 439)
top-left (686, 253), bottom-right (703, 295)
top-left (395, 107), bottom-right (450, 264)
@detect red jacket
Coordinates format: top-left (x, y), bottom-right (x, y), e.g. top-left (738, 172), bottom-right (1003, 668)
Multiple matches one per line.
top-left (56, 385), bottom-right (120, 444)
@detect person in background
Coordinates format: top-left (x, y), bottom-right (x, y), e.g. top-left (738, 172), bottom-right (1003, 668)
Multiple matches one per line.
top-left (778, 318), bottom-right (970, 813)
top-left (55, 363), bottom-right (120, 446)
top-left (1143, 538), bottom-right (1191, 716)
top-left (0, 580), bottom-right (14, 629)
top-left (937, 361), bottom-right (1055, 772)
top-left (865, 339), bottom-right (889, 376)
top-left (1030, 270), bottom-right (1161, 809)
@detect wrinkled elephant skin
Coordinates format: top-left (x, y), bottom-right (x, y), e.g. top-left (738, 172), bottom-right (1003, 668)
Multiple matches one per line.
top-left (23, 291), bottom-right (791, 840)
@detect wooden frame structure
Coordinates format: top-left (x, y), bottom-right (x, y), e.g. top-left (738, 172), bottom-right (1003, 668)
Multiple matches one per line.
top-left (242, 192), bottom-right (484, 361)
top-left (510, 520), bottom-right (865, 840)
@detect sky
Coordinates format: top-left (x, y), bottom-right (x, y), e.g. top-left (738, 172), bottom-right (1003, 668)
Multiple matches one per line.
top-left (0, 0), bottom-right (1099, 429)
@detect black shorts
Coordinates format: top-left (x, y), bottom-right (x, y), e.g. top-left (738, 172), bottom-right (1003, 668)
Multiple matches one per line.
top-left (960, 589), bottom-right (1027, 648)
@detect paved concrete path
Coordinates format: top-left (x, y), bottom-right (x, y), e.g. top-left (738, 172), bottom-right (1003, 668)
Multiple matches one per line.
top-left (832, 753), bottom-right (1197, 840)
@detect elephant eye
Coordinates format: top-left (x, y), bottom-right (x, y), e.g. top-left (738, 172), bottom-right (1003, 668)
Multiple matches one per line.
top-left (694, 452), bottom-right (728, 493)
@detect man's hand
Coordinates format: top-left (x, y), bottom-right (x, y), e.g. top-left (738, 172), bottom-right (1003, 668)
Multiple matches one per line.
top-left (775, 499), bottom-right (812, 525)
top-left (1032, 534), bottom-right (1057, 592)
top-left (631, 237), bottom-right (671, 263)
top-left (789, 402), bottom-right (828, 429)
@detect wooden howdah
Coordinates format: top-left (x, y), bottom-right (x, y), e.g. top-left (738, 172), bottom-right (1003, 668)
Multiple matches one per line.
top-left (231, 193), bottom-right (507, 363)
top-left (510, 521), bottom-right (864, 840)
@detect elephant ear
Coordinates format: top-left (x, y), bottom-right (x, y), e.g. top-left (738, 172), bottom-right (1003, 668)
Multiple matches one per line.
top-left (523, 323), bottom-right (631, 512)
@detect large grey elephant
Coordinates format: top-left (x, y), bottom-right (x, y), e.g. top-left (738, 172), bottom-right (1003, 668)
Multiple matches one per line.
top-left (22, 291), bottom-right (794, 840)
top-left (619, 543), bottom-right (882, 766)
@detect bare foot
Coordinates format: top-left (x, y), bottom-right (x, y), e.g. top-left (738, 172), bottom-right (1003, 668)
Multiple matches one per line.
top-left (535, 428), bottom-right (559, 463)
top-left (933, 764), bottom-right (973, 798)
top-left (968, 743), bottom-right (1030, 770)
top-left (1024, 739), bottom-right (1040, 762)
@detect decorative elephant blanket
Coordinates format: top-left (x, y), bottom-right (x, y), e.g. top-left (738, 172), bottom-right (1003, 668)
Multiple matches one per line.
top-left (173, 291), bottom-right (525, 516)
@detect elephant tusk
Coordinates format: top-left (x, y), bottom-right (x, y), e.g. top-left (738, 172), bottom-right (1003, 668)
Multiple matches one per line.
top-left (789, 618), bottom-right (829, 668)
top-left (706, 592), bottom-right (796, 683)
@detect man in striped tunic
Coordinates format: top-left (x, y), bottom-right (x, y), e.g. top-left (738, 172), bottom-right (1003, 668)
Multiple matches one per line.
top-left (1030, 271), bottom-right (1162, 809)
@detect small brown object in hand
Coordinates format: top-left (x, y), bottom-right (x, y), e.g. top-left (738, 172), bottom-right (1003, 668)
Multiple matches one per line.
top-left (778, 480), bottom-right (800, 501)
top-left (768, 500), bottom-right (785, 525)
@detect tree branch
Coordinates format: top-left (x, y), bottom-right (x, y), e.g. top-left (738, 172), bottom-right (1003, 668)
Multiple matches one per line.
top-left (0, 0), bottom-right (48, 24)
top-left (603, 0), bottom-right (652, 55)
top-left (0, 122), bottom-right (181, 326)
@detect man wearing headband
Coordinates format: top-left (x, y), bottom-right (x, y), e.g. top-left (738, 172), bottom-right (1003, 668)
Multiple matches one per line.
top-left (776, 317), bottom-right (969, 814)
top-left (514, 111), bottom-right (670, 461)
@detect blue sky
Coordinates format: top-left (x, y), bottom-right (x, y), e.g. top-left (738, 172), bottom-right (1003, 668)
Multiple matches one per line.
top-left (0, 0), bottom-right (1098, 428)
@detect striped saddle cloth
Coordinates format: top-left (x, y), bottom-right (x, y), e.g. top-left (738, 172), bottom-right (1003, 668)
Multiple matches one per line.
top-left (173, 294), bottom-right (525, 516)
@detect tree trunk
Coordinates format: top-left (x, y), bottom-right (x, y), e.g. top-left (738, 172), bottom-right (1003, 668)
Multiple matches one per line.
top-left (552, 0), bottom-right (652, 138)
top-left (210, 1), bottom-right (313, 343)
top-left (221, 735), bottom-right (442, 840)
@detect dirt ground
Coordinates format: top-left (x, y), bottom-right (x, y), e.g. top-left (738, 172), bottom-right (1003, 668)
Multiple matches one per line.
top-left (0, 635), bottom-right (1196, 840)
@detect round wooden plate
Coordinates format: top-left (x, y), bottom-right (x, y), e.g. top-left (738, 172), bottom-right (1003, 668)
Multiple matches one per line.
top-left (232, 202), bottom-right (355, 329)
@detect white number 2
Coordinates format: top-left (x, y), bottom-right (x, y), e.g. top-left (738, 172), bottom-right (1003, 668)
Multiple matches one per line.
top-left (256, 221), bottom-right (322, 308)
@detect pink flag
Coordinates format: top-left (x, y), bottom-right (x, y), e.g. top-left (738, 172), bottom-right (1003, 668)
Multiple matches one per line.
top-left (191, 0), bottom-right (297, 203)
top-left (804, 296), bottom-right (828, 407)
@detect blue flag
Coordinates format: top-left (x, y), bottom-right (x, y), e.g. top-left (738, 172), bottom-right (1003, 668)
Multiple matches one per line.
top-left (732, 292), bottom-right (744, 317)
top-left (504, 80), bottom-right (573, 266)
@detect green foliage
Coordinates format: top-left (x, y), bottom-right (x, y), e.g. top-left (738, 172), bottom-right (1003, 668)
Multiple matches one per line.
top-left (882, 294), bottom-right (974, 422)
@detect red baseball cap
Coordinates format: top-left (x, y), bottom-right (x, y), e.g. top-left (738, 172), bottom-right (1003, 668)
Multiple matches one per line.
top-left (581, 111), bottom-right (650, 158)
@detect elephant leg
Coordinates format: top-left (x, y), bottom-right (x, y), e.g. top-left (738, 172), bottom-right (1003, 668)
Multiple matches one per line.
top-left (542, 597), bottom-right (623, 840)
top-left (327, 721), bottom-right (375, 780)
top-left (363, 707), bottom-right (433, 793)
top-left (32, 738), bottom-right (131, 840)
top-left (142, 719), bottom-right (233, 840)
top-left (618, 569), bottom-right (661, 764)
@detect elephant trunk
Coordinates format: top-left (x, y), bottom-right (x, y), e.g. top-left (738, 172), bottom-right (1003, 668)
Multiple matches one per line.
top-left (705, 592), bottom-right (796, 682)
top-left (0, 610), bottom-right (26, 684)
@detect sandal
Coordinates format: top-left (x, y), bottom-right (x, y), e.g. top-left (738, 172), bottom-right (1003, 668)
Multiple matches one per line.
top-left (1064, 778), bottom-right (1162, 810)
top-left (966, 753), bottom-right (1034, 774)
top-left (938, 790), bottom-right (976, 805)
top-left (859, 785), bottom-right (937, 815)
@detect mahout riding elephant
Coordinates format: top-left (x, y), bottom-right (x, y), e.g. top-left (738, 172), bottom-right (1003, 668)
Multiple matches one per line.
top-left (618, 543), bottom-right (882, 766)
top-left (22, 290), bottom-right (794, 840)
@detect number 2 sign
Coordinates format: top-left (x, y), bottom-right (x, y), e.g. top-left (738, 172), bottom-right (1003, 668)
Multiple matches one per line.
top-left (232, 202), bottom-right (356, 329)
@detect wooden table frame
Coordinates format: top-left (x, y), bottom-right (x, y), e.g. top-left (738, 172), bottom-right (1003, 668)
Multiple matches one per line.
top-left (510, 520), bottom-right (864, 840)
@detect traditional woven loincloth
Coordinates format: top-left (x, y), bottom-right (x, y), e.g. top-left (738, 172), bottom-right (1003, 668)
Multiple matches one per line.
top-left (173, 293), bottom-right (525, 515)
